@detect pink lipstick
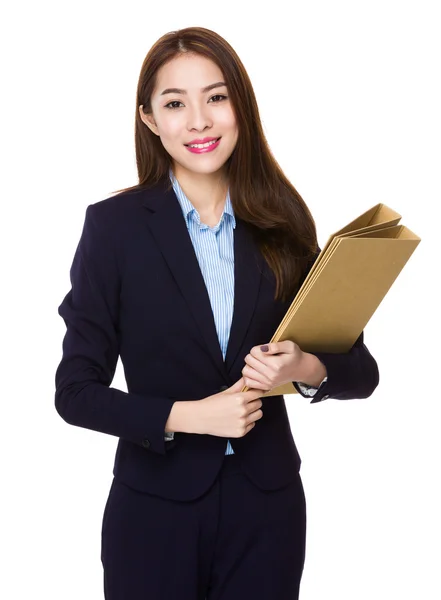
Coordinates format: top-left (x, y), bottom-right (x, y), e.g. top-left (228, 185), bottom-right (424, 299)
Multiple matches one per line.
top-left (185, 137), bottom-right (221, 154)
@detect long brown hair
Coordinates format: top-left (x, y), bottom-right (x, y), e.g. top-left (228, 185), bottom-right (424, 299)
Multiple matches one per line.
top-left (115, 26), bottom-right (318, 302)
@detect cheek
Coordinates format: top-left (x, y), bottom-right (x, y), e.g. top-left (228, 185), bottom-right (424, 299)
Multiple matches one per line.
top-left (158, 121), bottom-right (181, 142)
top-left (156, 121), bottom-right (185, 154)
top-left (221, 113), bottom-right (239, 148)
top-left (219, 107), bottom-right (238, 132)
top-left (153, 109), bottom-right (181, 137)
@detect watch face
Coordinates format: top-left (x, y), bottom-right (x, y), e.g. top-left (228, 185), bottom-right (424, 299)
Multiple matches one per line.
top-left (296, 376), bottom-right (328, 397)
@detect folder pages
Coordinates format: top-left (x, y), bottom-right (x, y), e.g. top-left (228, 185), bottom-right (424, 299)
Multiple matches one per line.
top-left (243, 203), bottom-right (421, 397)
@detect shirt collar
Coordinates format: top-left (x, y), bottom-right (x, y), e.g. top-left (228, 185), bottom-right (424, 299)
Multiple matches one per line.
top-left (169, 167), bottom-right (236, 230)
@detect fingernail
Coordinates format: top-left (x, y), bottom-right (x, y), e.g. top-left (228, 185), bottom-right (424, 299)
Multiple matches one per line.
top-left (260, 345), bottom-right (269, 352)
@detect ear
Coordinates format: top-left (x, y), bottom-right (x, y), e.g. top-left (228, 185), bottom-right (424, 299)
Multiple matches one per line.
top-left (138, 104), bottom-right (160, 136)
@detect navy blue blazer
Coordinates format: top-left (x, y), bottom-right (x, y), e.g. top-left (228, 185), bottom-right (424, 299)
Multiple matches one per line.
top-left (55, 178), bottom-right (379, 501)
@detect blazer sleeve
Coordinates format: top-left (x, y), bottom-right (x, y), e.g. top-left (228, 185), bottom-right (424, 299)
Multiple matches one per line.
top-left (54, 204), bottom-right (176, 455)
top-left (292, 246), bottom-right (380, 404)
top-left (293, 330), bottom-right (379, 403)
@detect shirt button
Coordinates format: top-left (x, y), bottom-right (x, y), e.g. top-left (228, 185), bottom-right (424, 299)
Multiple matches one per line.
top-left (141, 438), bottom-right (151, 449)
top-left (322, 394), bottom-right (330, 400)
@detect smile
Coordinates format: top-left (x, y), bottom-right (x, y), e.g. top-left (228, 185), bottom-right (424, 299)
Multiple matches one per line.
top-left (184, 137), bottom-right (222, 154)
top-left (185, 137), bottom-right (221, 149)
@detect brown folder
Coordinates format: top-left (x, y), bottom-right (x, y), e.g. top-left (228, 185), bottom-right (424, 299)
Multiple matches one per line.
top-left (242, 204), bottom-right (421, 397)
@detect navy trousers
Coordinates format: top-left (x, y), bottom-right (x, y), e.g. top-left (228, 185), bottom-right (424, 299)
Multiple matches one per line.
top-left (101, 453), bottom-right (307, 599)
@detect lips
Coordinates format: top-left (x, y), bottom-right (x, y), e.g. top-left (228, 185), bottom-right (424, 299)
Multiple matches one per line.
top-left (184, 137), bottom-right (221, 146)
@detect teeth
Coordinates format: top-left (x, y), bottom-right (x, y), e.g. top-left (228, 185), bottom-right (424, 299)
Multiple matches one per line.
top-left (188, 138), bottom-right (219, 148)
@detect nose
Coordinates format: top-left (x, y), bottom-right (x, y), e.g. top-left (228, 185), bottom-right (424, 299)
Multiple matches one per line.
top-left (187, 103), bottom-right (213, 132)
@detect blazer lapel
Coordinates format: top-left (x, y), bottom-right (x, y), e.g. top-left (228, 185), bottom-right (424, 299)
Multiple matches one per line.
top-left (140, 180), bottom-right (263, 382)
top-left (224, 218), bottom-right (263, 373)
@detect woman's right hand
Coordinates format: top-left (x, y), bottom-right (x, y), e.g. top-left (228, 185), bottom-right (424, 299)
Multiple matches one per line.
top-left (194, 377), bottom-right (267, 438)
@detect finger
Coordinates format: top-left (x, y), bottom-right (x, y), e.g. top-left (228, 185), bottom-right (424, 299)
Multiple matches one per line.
top-left (244, 375), bottom-right (270, 391)
top-left (275, 340), bottom-right (298, 354)
top-left (229, 377), bottom-right (245, 391)
top-left (254, 340), bottom-right (296, 356)
top-left (245, 422), bottom-right (256, 435)
top-left (243, 356), bottom-right (273, 381)
top-left (257, 342), bottom-right (280, 355)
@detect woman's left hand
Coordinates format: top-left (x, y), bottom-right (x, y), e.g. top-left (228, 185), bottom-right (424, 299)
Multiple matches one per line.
top-left (241, 341), bottom-right (306, 391)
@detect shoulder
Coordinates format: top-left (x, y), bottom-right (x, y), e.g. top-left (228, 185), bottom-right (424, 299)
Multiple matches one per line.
top-left (87, 186), bottom-right (147, 221)
top-left (77, 186), bottom-right (161, 264)
top-left (84, 182), bottom-right (167, 231)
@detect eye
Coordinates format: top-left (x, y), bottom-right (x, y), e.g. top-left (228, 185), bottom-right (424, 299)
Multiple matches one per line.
top-left (164, 95), bottom-right (228, 109)
top-left (164, 100), bottom-right (184, 110)
top-left (209, 94), bottom-right (228, 103)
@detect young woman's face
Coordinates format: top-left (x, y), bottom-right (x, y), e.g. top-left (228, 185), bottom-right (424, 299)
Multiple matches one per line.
top-left (139, 53), bottom-right (238, 178)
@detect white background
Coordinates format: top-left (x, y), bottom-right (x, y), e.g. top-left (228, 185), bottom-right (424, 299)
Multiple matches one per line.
top-left (1, 1), bottom-right (440, 598)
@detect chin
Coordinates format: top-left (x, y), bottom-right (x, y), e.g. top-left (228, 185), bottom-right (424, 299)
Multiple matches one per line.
top-left (180, 154), bottom-right (228, 172)
top-left (188, 165), bottom-right (226, 177)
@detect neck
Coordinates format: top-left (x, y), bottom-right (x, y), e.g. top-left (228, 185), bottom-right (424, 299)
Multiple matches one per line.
top-left (172, 165), bottom-right (229, 214)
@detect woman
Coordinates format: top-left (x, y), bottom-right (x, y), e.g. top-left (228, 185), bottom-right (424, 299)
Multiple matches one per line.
top-left (55, 26), bottom-right (379, 599)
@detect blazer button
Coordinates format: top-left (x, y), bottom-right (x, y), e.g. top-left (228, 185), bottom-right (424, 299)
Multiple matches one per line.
top-left (219, 385), bottom-right (229, 392)
top-left (141, 438), bottom-right (151, 449)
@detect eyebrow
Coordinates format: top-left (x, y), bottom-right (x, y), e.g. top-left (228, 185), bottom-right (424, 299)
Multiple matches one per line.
top-left (160, 81), bottom-right (227, 96)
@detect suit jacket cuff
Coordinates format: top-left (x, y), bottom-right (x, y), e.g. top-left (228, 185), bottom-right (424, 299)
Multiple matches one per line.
top-left (294, 377), bottom-right (328, 398)
top-left (304, 332), bottom-right (379, 404)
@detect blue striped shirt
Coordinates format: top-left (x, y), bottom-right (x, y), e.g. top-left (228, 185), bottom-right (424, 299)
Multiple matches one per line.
top-left (169, 168), bottom-right (236, 455)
